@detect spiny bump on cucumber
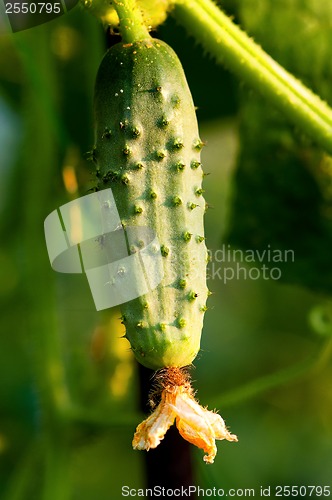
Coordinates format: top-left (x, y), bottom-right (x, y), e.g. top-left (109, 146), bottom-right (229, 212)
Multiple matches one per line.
top-left (122, 145), bottom-right (131, 156)
top-left (156, 150), bottom-right (167, 160)
top-left (175, 161), bottom-right (185, 172)
top-left (131, 127), bottom-right (141, 138)
top-left (161, 245), bottom-right (170, 257)
top-left (171, 94), bottom-right (181, 107)
top-left (193, 139), bottom-right (205, 151)
top-left (170, 138), bottom-right (184, 150)
top-left (172, 196), bottom-right (182, 206)
top-left (183, 231), bottom-right (192, 242)
top-left (159, 115), bottom-right (169, 128)
top-left (177, 318), bottom-right (186, 329)
top-left (191, 160), bottom-right (201, 169)
top-left (178, 279), bottom-right (187, 289)
top-left (102, 170), bottom-right (118, 183)
top-left (119, 119), bottom-right (129, 129)
top-left (134, 205), bottom-right (143, 214)
top-left (102, 128), bottom-right (112, 139)
top-left (87, 146), bottom-right (97, 163)
top-left (121, 174), bottom-right (130, 185)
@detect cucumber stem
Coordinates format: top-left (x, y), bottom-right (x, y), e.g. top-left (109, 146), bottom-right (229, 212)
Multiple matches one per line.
top-left (112, 0), bottom-right (150, 43)
top-left (174, 0), bottom-right (332, 155)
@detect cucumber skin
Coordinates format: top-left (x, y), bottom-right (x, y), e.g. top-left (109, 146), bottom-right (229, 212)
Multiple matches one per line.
top-left (94, 39), bottom-right (208, 370)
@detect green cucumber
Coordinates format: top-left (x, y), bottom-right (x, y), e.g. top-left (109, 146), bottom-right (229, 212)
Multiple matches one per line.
top-left (94, 38), bottom-right (208, 370)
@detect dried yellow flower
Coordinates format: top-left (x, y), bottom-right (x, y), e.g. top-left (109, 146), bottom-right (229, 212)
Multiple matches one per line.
top-left (132, 369), bottom-right (237, 463)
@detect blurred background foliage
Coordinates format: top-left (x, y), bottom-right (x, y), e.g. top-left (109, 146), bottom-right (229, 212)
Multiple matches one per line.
top-left (0, 0), bottom-right (331, 498)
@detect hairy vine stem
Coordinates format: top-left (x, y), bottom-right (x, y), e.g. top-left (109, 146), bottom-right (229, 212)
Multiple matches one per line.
top-left (112, 0), bottom-right (150, 43)
top-left (174, 0), bottom-right (332, 154)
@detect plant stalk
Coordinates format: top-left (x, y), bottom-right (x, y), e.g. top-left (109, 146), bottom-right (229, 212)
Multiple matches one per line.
top-left (211, 339), bottom-right (332, 409)
top-left (174, 0), bottom-right (332, 154)
top-left (112, 0), bottom-right (150, 43)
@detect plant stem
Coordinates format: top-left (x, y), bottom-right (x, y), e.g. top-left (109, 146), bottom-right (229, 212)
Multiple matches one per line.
top-left (112, 0), bottom-right (150, 43)
top-left (3, 443), bottom-right (40, 500)
top-left (211, 339), bottom-right (332, 409)
top-left (14, 26), bottom-right (72, 500)
top-left (15, 28), bottom-right (71, 423)
top-left (174, 0), bottom-right (332, 155)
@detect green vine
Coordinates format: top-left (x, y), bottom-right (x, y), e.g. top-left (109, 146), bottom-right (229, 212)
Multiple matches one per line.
top-left (173, 0), bottom-right (332, 155)
top-left (112, 0), bottom-right (150, 43)
top-left (210, 338), bottom-right (332, 409)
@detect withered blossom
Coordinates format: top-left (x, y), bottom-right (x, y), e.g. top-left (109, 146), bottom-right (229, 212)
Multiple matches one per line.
top-left (133, 368), bottom-right (237, 463)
